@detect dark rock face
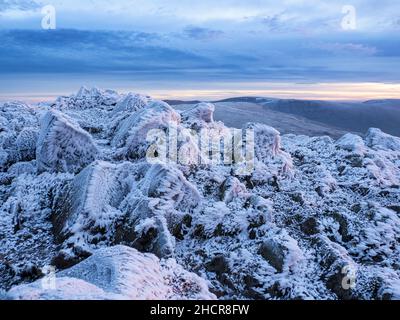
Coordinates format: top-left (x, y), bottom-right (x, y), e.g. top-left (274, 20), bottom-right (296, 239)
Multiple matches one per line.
top-left (205, 255), bottom-right (230, 274)
top-left (301, 217), bottom-right (319, 236)
top-left (259, 240), bottom-right (286, 273)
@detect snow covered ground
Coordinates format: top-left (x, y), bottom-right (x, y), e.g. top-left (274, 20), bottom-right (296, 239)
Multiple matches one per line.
top-left (1, 87), bottom-right (399, 300)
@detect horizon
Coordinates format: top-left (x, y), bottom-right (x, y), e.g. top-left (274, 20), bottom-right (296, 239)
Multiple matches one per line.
top-left (2, 82), bottom-right (400, 104)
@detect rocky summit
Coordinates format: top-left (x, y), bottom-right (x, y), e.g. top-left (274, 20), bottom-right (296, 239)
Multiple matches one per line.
top-left (0, 87), bottom-right (399, 300)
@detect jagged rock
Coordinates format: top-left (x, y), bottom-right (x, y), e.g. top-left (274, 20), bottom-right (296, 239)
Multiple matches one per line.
top-left (365, 128), bottom-right (400, 151)
top-left (36, 110), bottom-right (99, 173)
top-left (7, 162), bottom-right (36, 177)
top-left (7, 246), bottom-right (216, 300)
top-left (2, 89), bottom-right (400, 300)
top-left (52, 160), bottom-right (132, 244)
top-left (246, 122), bottom-right (281, 158)
top-left (0, 102), bottom-right (38, 129)
top-left (301, 217), bottom-right (319, 235)
top-left (14, 128), bottom-right (38, 162)
top-left (317, 236), bottom-right (358, 299)
top-left (137, 164), bottom-right (201, 211)
top-left (259, 232), bottom-right (304, 274)
top-left (53, 161), bottom-right (200, 259)
top-left (205, 254), bottom-right (230, 274)
top-left (111, 93), bottom-right (152, 115)
top-left (378, 277), bottom-right (400, 300)
top-left (259, 240), bottom-right (286, 273)
top-left (111, 100), bottom-right (181, 159)
top-left (56, 87), bottom-right (121, 110)
top-left (181, 102), bottom-right (215, 124)
top-left (336, 133), bottom-right (366, 155)
top-left (220, 177), bottom-right (249, 203)
top-left (117, 164), bottom-right (201, 256)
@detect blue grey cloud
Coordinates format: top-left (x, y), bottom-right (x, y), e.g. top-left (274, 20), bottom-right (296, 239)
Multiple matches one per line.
top-left (0, 0), bottom-right (399, 97)
top-left (0, 28), bottom-right (398, 83)
top-left (0, 0), bottom-right (39, 11)
top-left (182, 26), bottom-right (224, 40)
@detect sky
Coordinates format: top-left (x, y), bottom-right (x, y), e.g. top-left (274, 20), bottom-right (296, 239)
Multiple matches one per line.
top-left (0, 0), bottom-right (399, 101)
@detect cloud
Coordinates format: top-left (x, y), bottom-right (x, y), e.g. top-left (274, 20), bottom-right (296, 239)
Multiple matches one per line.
top-left (1, 28), bottom-right (399, 84)
top-left (182, 26), bottom-right (224, 40)
top-left (310, 42), bottom-right (378, 56)
top-left (0, 1), bottom-right (400, 88)
top-left (0, 29), bottom-right (212, 74)
top-left (0, 0), bottom-right (40, 11)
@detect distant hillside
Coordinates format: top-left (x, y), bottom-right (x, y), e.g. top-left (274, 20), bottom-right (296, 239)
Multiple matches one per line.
top-left (170, 97), bottom-right (400, 138)
top-left (262, 99), bottom-right (400, 137)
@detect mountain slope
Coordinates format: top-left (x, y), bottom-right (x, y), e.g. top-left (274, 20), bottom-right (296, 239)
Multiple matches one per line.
top-left (1, 88), bottom-right (399, 300)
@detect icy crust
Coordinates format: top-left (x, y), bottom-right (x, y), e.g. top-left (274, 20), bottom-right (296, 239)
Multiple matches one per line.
top-left (111, 92), bottom-right (153, 115)
top-left (55, 87), bottom-right (121, 111)
top-left (110, 100), bottom-right (181, 160)
top-left (181, 102), bottom-right (215, 125)
top-left (36, 110), bottom-right (99, 174)
top-left (0, 102), bottom-right (39, 170)
top-left (8, 246), bottom-right (216, 300)
top-left (1, 87), bottom-right (400, 300)
top-left (366, 128), bottom-right (400, 151)
top-left (52, 161), bottom-right (201, 261)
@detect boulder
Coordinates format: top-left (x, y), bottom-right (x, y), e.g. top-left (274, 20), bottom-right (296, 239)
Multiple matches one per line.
top-left (36, 110), bottom-right (98, 174)
top-left (8, 246), bottom-right (216, 300)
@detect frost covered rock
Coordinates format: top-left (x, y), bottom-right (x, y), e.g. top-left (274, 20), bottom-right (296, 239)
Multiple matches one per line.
top-left (14, 128), bottom-right (38, 162)
top-left (245, 123), bottom-right (293, 185)
top-left (365, 128), bottom-right (400, 151)
top-left (377, 274), bottom-right (400, 300)
top-left (111, 100), bottom-right (181, 159)
top-left (336, 133), bottom-right (366, 155)
top-left (317, 236), bottom-right (360, 299)
top-left (111, 93), bottom-right (152, 115)
top-left (36, 110), bottom-right (99, 174)
top-left (181, 102), bottom-right (215, 125)
top-left (55, 87), bottom-right (121, 110)
top-left (0, 102), bottom-right (39, 169)
top-left (7, 162), bottom-right (36, 177)
top-left (8, 277), bottom-right (113, 300)
top-left (259, 231), bottom-right (304, 274)
top-left (220, 177), bottom-right (250, 203)
top-left (8, 246), bottom-right (216, 300)
top-left (246, 122), bottom-right (281, 158)
top-left (52, 161), bottom-right (200, 260)
top-left (0, 102), bottom-right (38, 129)
top-left (52, 161), bottom-right (129, 245)
top-left (2, 89), bottom-right (400, 300)
top-left (137, 164), bottom-right (201, 211)
top-left (117, 164), bottom-right (201, 257)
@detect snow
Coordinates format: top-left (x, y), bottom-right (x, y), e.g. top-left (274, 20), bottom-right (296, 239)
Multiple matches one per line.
top-left (36, 110), bottom-right (99, 174)
top-left (336, 133), bottom-right (366, 155)
top-left (7, 246), bottom-right (216, 300)
top-left (366, 128), bottom-right (400, 151)
top-left (1, 87), bottom-right (400, 300)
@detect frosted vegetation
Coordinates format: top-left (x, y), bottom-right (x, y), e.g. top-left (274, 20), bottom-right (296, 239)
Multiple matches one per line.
top-left (0, 87), bottom-right (399, 300)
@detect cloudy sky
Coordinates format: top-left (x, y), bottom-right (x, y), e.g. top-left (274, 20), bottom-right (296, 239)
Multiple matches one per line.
top-left (0, 0), bottom-right (399, 101)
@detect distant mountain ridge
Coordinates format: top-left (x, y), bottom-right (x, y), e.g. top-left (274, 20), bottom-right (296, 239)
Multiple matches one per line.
top-left (168, 97), bottom-right (400, 137)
